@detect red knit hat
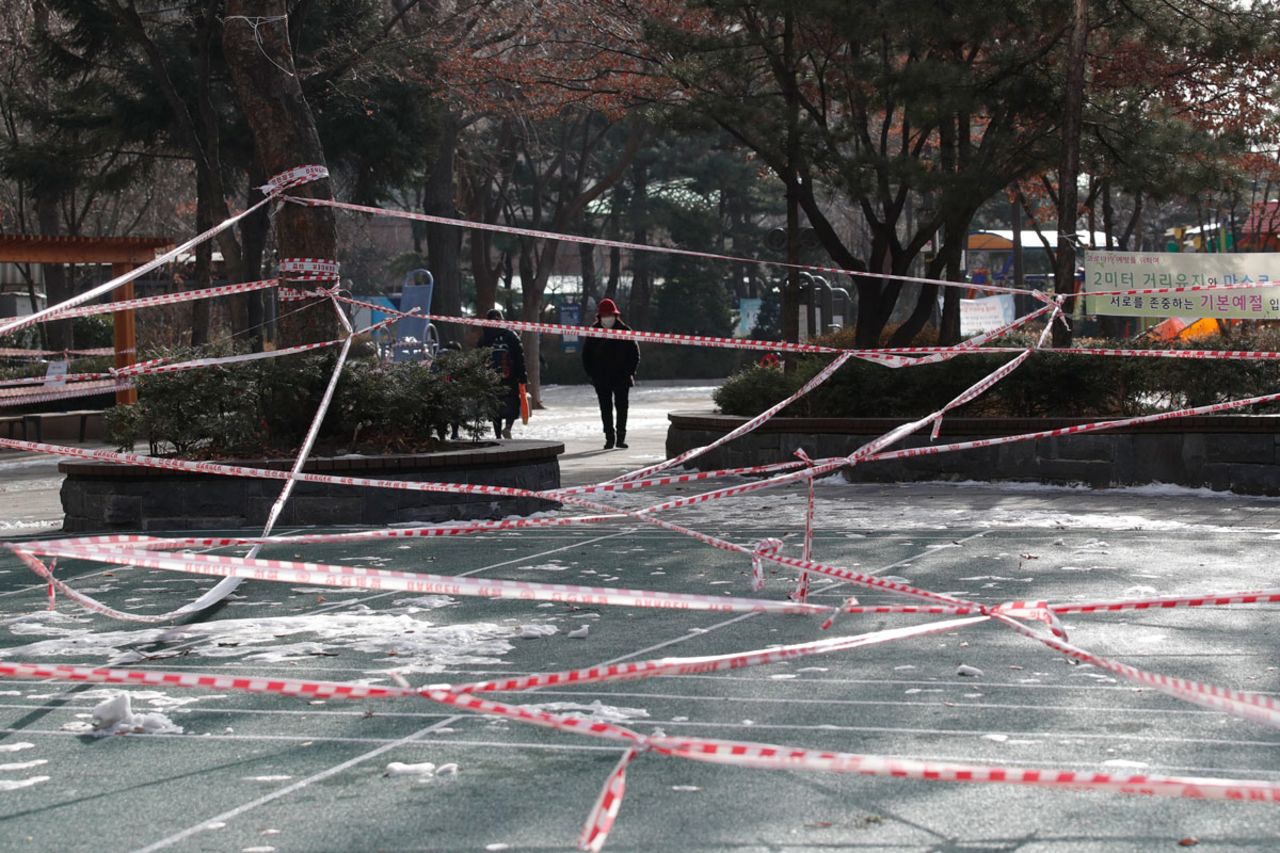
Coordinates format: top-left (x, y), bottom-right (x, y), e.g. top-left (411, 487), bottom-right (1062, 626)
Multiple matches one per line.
top-left (596, 298), bottom-right (620, 317)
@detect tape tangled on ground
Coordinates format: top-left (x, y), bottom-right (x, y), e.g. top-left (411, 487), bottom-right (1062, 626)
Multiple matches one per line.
top-left (6, 177), bottom-right (1280, 848)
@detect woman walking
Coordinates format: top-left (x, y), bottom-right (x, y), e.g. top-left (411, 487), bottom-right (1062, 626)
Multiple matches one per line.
top-left (581, 298), bottom-right (640, 449)
top-left (480, 307), bottom-right (527, 439)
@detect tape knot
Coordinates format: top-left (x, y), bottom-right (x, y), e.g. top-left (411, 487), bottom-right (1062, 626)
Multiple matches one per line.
top-left (260, 164), bottom-right (330, 195)
top-left (750, 537), bottom-right (784, 592)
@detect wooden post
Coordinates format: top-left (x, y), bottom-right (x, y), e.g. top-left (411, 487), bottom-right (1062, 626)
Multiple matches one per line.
top-left (111, 262), bottom-right (138, 405)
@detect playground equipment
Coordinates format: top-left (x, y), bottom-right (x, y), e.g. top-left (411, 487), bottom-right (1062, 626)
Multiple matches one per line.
top-left (798, 272), bottom-right (853, 338)
top-left (389, 269), bottom-right (440, 362)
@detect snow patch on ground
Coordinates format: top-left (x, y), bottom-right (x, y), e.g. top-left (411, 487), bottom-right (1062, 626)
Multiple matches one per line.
top-left (1, 609), bottom-right (547, 673)
top-left (384, 760), bottom-right (457, 780)
top-left (516, 700), bottom-right (649, 723)
top-left (89, 693), bottom-right (183, 736)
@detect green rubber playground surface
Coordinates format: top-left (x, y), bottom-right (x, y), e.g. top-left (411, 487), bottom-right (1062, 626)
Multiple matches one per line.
top-left (3, 482), bottom-right (1280, 851)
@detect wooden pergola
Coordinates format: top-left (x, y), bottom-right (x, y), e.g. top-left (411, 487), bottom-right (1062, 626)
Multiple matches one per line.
top-left (0, 234), bottom-right (176, 404)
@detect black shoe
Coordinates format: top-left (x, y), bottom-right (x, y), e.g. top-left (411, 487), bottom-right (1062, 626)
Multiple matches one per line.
top-left (603, 435), bottom-right (616, 450)
top-left (616, 438), bottom-right (628, 448)
top-left (616, 432), bottom-right (627, 448)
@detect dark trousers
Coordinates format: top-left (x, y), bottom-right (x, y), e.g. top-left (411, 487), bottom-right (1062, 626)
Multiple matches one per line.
top-left (595, 383), bottom-right (630, 437)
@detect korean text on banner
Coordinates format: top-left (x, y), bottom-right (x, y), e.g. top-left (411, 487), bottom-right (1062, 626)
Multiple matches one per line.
top-left (1084, 250), bottom-right (1280, 319)
top-left (959, 295), bottom-right (1016, 336)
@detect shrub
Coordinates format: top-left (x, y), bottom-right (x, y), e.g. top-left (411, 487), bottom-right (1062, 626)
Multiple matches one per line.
top-left (108, 347), bottom-right (502, 457)
top-left (714, 328), bottom-right (1280, 419)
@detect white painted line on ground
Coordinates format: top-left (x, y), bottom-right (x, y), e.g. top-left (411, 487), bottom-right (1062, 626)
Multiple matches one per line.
top-left (113, 530), bottom-right (638, 849)
top-left (131, 716), bottom-right (465, 853)
top-left (0, 726), bottom-right (621, 752)
top-left (464, 690), bottom-right (1225, 717)
top-left (0, 692), bottom-right (1233, 720)
top-left (598, 531), bottom-right (988, 666)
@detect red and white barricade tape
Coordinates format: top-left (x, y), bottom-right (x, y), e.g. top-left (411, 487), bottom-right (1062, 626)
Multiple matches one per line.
top-left (869, 387), bottom-right (1280, 465)
top-left (750, 537), bottom-right (784, 593)
top-left (991, 613), bottom-right (1280, 729)
top-left (290, 195), bottom-right (1277, 305)
top-left (0, 346), bottom-right (117, 359)
top-left (23, 513), bottom-right (629, 552)
top-left (112, 337), bottom-right (341, 378)
top-left (609, 352), bottom-right (857, 485)
top-left (580, 748), bottom-right (637, 853)
top-left (630, 349), bottom-right (1025, 519)
top-left (0, 431), bottom-right (990, 615)
top-left (259, 164), bottom-right (329, 194)
top-left (0, 197), bottom-right (275, 340)
top-left (278, 257), bottom-right (341, 281)
top-left (1059, 346), bottom-right (1280, 362)
top-left (796, 449), bottom-right (817, 601)
top-left (0, 379), bottom-right (132, 408)
top-left (930, 349), bottom-right (1032, 440)
top-left (454, 617), bottom-right (985, 695)
top-left (5, 641), bottom-right (1280, 853)
top-left (13, 542), bottom-right (834, 618)
top-left (48, 279), bottom-right (280, 321)
top-left (279, 285), bottom-right (340, 301)
top-left (1043, 587), bottom-right (1280, 614)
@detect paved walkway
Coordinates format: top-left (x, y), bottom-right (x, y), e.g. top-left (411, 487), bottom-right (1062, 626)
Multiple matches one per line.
top-left (6, 384), bottom-right (1280, 850)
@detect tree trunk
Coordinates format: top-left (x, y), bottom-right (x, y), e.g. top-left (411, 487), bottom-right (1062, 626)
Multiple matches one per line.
top-left (424, 112), bottom-right (462, 345)
top-left (223, 1), bottom-right (338, 345)
top-left (36, 196), bottom-right (72, 351)
top-left (604, 202), bottom-right (622, 301)
top-left (939, 225), bottom-right (963, 345)
top-left (1099, 179), bottom-right (1124, 338)
top-left (578, 217), bottom-right (598, 317)
top-left (241, 165), bottom-right (271, 351)
top-left (625, 160), bottom-right (652, 328)
top-left (781, 8), bottom-right (801, 346)
top-left (1052, 0), bottom-right (1089, 347)
top-left (191, 180), bottom-right (214, 347)
top-left (518, 241), bottom-right (546, 408)
top-left (888, 258), bottom-right (944, 346)
top-left (471, 233), bottom-right (500, 317)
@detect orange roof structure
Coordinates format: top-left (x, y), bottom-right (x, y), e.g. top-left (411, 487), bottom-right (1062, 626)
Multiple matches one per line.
top-left (0, 234), bottom-right (174, 265)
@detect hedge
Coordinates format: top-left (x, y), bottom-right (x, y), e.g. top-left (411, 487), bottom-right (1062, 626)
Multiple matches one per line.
top-left (106, 346), bottom-right (502, 457)
top-left (714, 329), bottom-right (1280, 419)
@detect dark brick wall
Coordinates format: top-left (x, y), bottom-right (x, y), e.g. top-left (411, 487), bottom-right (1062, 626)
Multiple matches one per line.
top-left (667, 414), bottom-right (1280, 495)
top-left (60, 441), bottom-right (563, 532)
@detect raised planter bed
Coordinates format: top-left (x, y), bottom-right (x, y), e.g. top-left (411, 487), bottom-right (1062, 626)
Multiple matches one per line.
top-left (60, 439), bottom-right (564, 532)
top-left (667, 412), bottom-right (1280, 495)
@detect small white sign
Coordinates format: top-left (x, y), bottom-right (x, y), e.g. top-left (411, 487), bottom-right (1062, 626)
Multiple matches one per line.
top-left (957, 295), bottom-right (1016, 335)
top-left (44, 359), bottom-right (69, 388)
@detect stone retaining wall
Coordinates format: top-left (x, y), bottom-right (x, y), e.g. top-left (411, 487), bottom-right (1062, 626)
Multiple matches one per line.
top-left (60, 440), bottom-right (563, 532)
top-left (667, 413), bottom-right (1280, 494)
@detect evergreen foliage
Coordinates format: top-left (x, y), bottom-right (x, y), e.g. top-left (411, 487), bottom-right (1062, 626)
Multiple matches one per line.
top-left (714, 329), bottom-right (1280, 420)
top-left (106, 348), bottom-right (501, 457)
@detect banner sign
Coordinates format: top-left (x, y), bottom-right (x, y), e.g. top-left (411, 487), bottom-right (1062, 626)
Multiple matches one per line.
top-left (1085, 251), bottom-right (1280, 318)
top-left (560, 303), bottom-right (581, 352)
top-left (736, 297), bottom-right (762, 338)
top-left (959, 295), bottom-right (1015, 335)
